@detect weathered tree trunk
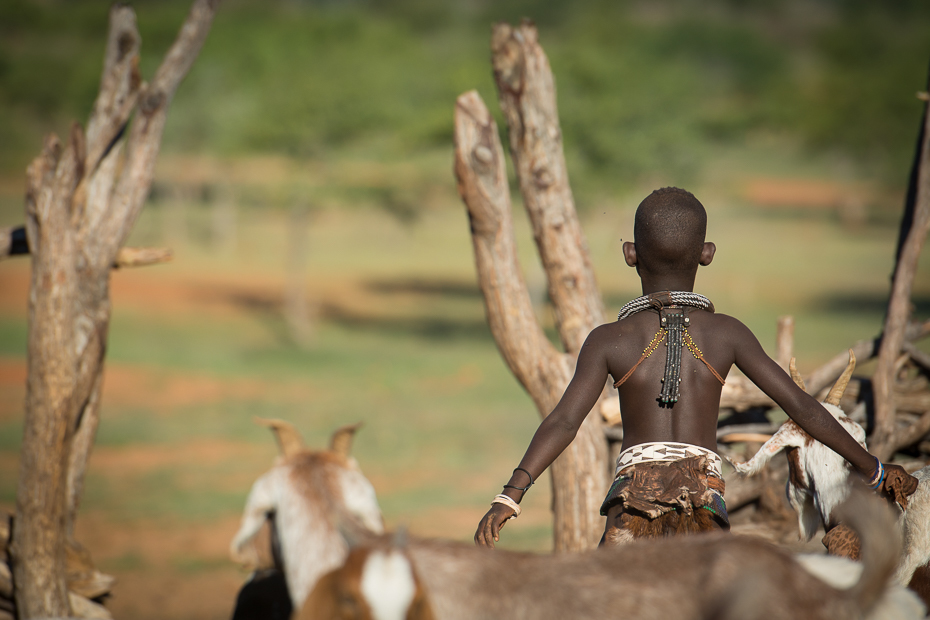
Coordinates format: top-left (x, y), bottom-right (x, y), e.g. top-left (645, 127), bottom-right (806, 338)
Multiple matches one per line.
top-left (454, 20), bottom-right (611, 552)
top-left (872, 80), bottom-right (930, 460)
top-left (10, 2), bottom-right (216, 617)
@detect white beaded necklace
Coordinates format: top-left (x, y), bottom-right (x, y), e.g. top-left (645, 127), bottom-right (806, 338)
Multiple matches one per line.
top-left (616, 291), bottom-right (715, 321)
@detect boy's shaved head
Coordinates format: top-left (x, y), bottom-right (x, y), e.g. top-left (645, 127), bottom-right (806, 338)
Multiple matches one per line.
top-left (633, 187), bottom-right (707, 275)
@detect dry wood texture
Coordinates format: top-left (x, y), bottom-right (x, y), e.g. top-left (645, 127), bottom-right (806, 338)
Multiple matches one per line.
top-left (490, 22), bottom-right (606, 354)
top-left (872, 84), bottom-right (930, 460)
top-left (454, 88), bottom-right (609, 551)
top-left (454, 21), bottom-right (614, 551)
top-left (11, 2), bottom-right (216, 616)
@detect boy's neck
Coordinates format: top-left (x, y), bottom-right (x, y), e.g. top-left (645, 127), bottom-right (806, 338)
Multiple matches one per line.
top-left (638, 273), bottom-right (697, 296)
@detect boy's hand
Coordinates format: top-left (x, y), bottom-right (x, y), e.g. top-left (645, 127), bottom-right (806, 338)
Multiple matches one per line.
top-left (474, 504), bottom-right (514, 548)
top-left (880, 463), bottom-right (919, 509)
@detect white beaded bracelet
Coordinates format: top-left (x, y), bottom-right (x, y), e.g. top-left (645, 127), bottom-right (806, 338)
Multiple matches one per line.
top-left (492, 494), bottom-right (521, 519)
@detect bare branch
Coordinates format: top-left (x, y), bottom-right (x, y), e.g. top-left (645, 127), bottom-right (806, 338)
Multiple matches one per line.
top-left (490, 21), bottom-right (605, 353)
top-left (105, 0), bottom-right (218, 258)
top-left (891, 408), bottom-right (930, 454)
top-left (775, 316), bottom-right (794, 370)
top-left (719, 373), bottom-right (775, 411)
top-left (113, 247), bottom-right (173, 268)
top-left (719, 432), bottom-right (774, 444)
top-left (456, 87), bottom-right (609, 552)
top-left (2, 225), bottom-right (172, 270)
top-left (454, 90), bottom-right (565, 411)
top-left (716, 423), bottom-right (781, 441)
top-left (85, 5), bottom-right (141, 174)
top-left (904, 342), bottom-right (930, 374)
top-left (872, 79), bottom-right (930, 459)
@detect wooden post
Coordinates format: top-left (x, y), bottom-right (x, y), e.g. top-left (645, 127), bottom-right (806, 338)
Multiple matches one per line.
top-left (775, 316), bottom-right (794, 371)
top-left (11, 2), bottom-right (216, 616)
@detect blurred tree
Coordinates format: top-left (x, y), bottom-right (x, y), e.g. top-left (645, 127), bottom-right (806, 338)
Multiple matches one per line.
top-left (3, 2), bottom-right (217, 616)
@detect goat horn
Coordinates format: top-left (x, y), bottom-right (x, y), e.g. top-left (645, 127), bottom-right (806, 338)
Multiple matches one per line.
top-left (254, 417), bottom-right (305, 458)
top-left (824, 349), bottom-right (856, 406)
top-left (330, 421), bottom-right (364, 457)
top-left (789, 358), bottom-right (807, 392)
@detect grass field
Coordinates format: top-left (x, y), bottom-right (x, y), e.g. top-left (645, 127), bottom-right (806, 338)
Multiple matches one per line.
top-left (1, 147), bottom-right (929, 619)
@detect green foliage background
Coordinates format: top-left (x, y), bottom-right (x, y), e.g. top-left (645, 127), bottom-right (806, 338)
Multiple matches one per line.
top-left (1, 0), bottom-right (929, 198)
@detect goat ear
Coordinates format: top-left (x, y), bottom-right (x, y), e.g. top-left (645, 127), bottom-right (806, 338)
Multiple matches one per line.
top-left (329, 421), bottom-right (364, 457)
top-left (824, 349), bottom-right (856, 406)
top-left (254, 417), bottom-right (305, 458)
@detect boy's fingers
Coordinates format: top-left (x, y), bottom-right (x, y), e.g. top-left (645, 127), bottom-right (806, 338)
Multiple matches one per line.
top-left (475, 513), bottom-right (497, 548)
top-left (475, 505), bottom-right (516, 548)
top-left (483, 524), bottom-right (495, 548)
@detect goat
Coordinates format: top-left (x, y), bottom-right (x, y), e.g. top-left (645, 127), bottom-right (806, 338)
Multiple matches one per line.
top-left (229, 418), bottom-right (384, 611)
top-left (297, 488), bottom-right (924, 620)
top-left (732, 351), bottom-right (865, 541)
top-left (733, 352), bottom-right (930, 604)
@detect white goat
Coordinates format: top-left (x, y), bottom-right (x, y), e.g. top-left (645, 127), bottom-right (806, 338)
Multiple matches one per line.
top-left (733, 352), bottom-right (865, 540)
top-left (734, 352), bottom-right (930, 602)
top-left (230, 418), bottom-right (384, 610)
top-left (297, 489), bottom-right (924, 620)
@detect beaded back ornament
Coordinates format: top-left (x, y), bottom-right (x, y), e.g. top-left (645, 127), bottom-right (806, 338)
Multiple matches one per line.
top-left (613, 292), bottom-right (725, 405)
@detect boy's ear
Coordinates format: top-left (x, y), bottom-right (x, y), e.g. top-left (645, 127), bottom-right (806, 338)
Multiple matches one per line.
top-left (622, 241), bottom-right (638, 267)
top-left (699, 242), bottom-right (716, 266)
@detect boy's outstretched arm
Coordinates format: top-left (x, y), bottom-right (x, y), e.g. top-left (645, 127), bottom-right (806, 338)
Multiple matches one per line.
top-left (727, 317), bottom-right (909, 484)
top-left (474, 328), bottom-right (610, 548)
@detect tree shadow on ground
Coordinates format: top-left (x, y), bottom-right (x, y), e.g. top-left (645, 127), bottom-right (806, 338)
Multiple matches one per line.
top-left (193, 278), bottom-right (494, 345)
top-left (318, 303), bottom-right (493, 342)
top-left (362, 278), bottom-right (482, 299)
top-left (813, 292), bottom-right (930, 315)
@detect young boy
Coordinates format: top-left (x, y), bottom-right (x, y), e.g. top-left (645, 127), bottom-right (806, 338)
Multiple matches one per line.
top-left (475, 186), bottom-right (915, 548)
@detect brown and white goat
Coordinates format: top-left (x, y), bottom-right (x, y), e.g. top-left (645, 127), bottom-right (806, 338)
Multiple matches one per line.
top-left (230, 418), bottom-right (384, 610)
top-left (732, 352), bottom-right (865, 541)
top-left (734, 353), bottom-right (930, 600)
top-left (298, 489), bottom-right (924, 620)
